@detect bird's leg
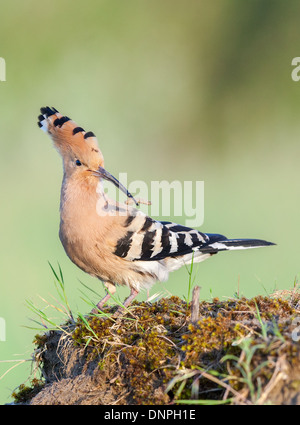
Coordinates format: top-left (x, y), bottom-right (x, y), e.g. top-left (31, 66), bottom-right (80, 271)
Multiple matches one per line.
top-left (114, 288), bottom-right (139, 316)
top-left (122, 288), bottom-right (139, 307)
top-left (91, 282), bottom-right (116, 314)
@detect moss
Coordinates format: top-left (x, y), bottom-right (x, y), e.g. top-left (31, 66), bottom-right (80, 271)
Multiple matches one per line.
top-left (33, 333), bottom-right (48, 349)
top-left (12, 378), bottom-right (44, 404)
top-left (26, 292), bottom-right (300, 405)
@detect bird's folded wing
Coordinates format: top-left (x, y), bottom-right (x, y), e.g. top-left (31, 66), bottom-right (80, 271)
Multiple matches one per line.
top-left (113, 213), bottom-right (209, 262)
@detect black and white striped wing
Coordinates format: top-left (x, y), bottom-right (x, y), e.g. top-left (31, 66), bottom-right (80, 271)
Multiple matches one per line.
top-left (113, 213), bottom-right (211, 262)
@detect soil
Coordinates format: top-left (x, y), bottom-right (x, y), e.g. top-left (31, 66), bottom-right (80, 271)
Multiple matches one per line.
top-left (12, 290), bottom-right (300, 405)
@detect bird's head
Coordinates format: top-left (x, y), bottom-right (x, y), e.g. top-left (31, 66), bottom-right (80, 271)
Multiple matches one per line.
top-left (38, 107), bottom-right (138, 205)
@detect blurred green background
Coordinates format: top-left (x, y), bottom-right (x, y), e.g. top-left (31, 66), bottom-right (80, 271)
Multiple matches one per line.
top-left (1, 0), bottom-right (300, 404)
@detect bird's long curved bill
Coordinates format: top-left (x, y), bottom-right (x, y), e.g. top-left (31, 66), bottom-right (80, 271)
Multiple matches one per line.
top-left (92, 166), bottom-right (139, 207)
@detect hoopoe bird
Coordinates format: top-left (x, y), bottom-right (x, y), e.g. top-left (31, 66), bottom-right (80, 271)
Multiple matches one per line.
top-left (38, 107), bottom-right (274, 313)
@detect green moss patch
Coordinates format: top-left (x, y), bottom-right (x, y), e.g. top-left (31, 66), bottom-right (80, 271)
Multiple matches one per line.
top-left (12, 291), bottom-right (300, 405)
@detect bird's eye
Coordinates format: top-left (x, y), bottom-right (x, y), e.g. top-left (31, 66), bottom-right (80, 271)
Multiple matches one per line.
top-left (75, 159), bottom-right (82, 166)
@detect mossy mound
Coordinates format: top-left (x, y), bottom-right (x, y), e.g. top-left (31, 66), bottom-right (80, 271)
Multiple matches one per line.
top-left (13, 292), bottom-right (300, 405)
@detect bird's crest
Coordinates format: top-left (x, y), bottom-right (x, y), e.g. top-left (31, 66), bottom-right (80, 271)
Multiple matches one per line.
top-left (38, 106), bottom-right (104, 168)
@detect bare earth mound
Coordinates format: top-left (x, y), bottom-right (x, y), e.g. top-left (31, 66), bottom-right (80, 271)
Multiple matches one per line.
top-left (13, 292), bottom-right (300, 405)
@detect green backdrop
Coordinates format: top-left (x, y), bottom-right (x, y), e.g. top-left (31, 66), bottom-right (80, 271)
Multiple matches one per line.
top-left (1, 0), bottom-right (299, 404)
